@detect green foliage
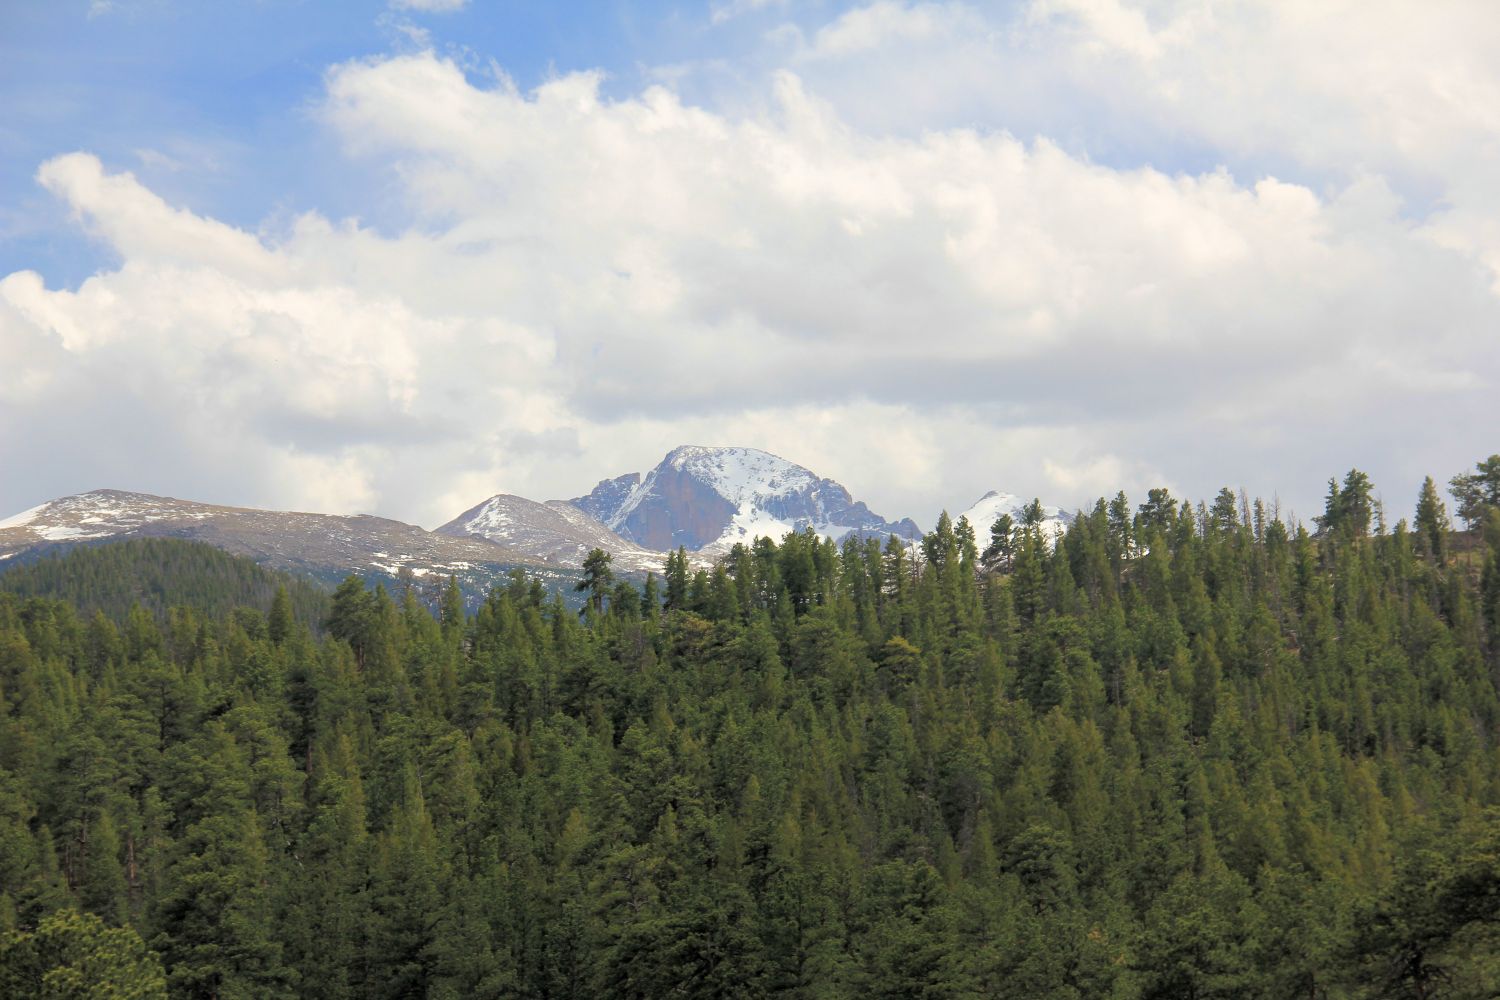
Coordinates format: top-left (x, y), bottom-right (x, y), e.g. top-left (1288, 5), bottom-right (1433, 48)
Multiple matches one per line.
top-left (1450, 454), bottom-right (1500, 529)
top-left (0, 462), bottom-right (1496, 997)
top-left (0, 908), bottom-right (166, 999)
top-left (0, 538), bottom-right (328, 625)
top-left (1318, 468), bottom-right (1376, 538)
top-left (576, 548), bottom-right (616, 619)
top-left (1415, 476), bottom-right (1452, 561)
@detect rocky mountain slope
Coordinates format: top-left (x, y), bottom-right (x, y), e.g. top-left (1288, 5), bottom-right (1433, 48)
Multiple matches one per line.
top-left (568, 446), bottom-right (922, 555)
top-left (436, 494), bottom-right (672, 574)
top-left (0, 459), bottom-right (1075, 595)
top-left (0, 489), bottom-right (539, 595)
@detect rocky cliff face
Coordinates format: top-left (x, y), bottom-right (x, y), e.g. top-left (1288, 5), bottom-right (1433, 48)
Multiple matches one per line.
top-left (604, 463), bottom-right (739, 551)
top-left (569, 446), bottom-right (922, 554)
top-left (570, 473), bottom-right (642, 527)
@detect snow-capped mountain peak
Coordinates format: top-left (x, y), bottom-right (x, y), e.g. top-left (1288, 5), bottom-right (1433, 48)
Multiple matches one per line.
top-left (569, 446), bottom-right (920, 554)
top-left (955, 491), bottom-right (1072, 543)
top-left (661, 445), bottom-right (817, 505)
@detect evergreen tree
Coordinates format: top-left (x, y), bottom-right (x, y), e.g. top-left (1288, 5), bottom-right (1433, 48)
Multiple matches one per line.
top-left (575, 549), bottom-right (616, 620)
top-left (664, 548), bottom-right (690, 612)
top-left (267, 586), bottom-right (294, 646)
top-left (1450, 454), bottom-right (1500, 528)
top-left (1139, 487), bottom-right (1178, 532)
top-left (0, 908), bottom-right (166, 1000)
top-left (152, 809), bottom-right (293, 999)
top-left (1414, 476), bottom-right (1451, 560)
top-left (983, 514), bottom-right (1016, 573)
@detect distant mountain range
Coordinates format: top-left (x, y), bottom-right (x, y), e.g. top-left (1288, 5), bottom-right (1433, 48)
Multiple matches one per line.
top-left (0, 447), bottom-right (1071, 596)
top-left (0, 489), bottom-right (540, 599)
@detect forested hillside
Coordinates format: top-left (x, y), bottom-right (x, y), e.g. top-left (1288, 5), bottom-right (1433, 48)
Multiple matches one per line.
top-left (0, 538), bottom-right (329, 625)
top-left (2, 464), bottom-right (1499, 999)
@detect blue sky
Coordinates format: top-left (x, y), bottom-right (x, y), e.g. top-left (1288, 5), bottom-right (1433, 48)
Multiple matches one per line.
top-left (3, 1), bottom-right (708, 281)
top-left (2, 1), bottom-right (1497, 528)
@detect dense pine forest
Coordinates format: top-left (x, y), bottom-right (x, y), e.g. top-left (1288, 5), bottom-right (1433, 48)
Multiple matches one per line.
top-left (3, 461), bottom-right (1500, 999)
top-left (0, 538), bottom-right (331, 625)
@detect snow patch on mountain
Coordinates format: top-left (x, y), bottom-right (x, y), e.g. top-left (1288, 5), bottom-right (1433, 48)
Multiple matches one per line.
top-left (956, 491), bottom-right (1073, 545)
top-left (437, 493), bottom-right (675, 574)
top-left (0, 490), bottom-right (215, 539)
top-left (668, 446), bottom-right (818, 508)
top-left (570, 446), bottom-right (922, 554)
top-left (0, 502), bottom-right (49, 530)
top-left (0, 489), bottom-right (538, 594)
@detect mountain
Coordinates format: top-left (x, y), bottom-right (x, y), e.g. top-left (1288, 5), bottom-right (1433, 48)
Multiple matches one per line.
top-left (570, 473), bottom-right (642, 527)
top-left (955, 491), bottom-right (1073, 543)
top-left (0, 489), bottom-right (542, 598)
top-left (0, 470), bottom-right (1073, 605)
top-left (569, 445), bottom-right (922, 554)
top-left (436, 494), bottom-right (671, 574)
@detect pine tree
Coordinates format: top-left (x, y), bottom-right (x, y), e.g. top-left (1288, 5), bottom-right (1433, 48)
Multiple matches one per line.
top-left (77, 810), bottom-right (127, 926)
top-left (664, 548), bottom-right (690, 612)
top-left (0, 908), bottom-right (167, 1000)
top-left (440, 575), bottom-right (465, 640)
top-left (1340, 468), bottom-right (1375, 537)
top-left (1138, 488), bottom-right (1178, 535)
top-left (1414, 476), bottom-right (1451, 561)
top-left (366, 768), bottom-right (447, 1000)
top-left (1449, 454), bottom-right (1500, 528)
top-left (326, 576), bottom-right (376, 669)
top-left (267, 586), bottom-right (294, 646)
top-left (153, 809), bottom-right (293, 999)
top-left (982, 515), bottom-right (1016, 573)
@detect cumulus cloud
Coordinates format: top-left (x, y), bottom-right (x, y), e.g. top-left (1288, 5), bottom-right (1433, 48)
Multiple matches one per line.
top-left (4, 5), bottom-right (1499, 529)
top-left (37, 153), bottom-right (285, 287)
top-left (0, 151), bottom-right (562, 523)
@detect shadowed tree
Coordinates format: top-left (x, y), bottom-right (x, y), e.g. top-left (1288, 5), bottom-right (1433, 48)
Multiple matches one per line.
top-left (577, 549), bottom-right (615, 620)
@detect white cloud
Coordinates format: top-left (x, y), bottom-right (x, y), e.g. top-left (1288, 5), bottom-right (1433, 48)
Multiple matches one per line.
top-left (809, 1), bottom-right (970, 56)
top-left (711, 0), bottom-right (791, 26)
top-left (1027, 0), bottom-right (1191, 62)
top-left (38, 153), bottom-right (283, 282)
top-left (1, 151), bottom-right (562, 523)
top-left (788, 3), bottom-right (1500, 279)
top-left (5, 13), bottom-right (1500, 527)
top-left (1023, 0), bottom-right (1500, 174)
top-left (389, 0), bottom-right (467, 12)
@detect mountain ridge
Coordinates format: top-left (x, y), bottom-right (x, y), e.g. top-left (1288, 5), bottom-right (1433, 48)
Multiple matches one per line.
top-left (435, 493), bottom-right (674, 573)
top-left (0, 489), bottom-right (543, 600)
top-left (569, 445), bottom-right (924, 555)
top-left (1, 451), bottom-right (1074, 587)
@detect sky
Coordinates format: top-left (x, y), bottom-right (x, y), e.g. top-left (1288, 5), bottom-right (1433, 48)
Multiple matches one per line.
top-left (2, 0), bottom-right (1497, 532)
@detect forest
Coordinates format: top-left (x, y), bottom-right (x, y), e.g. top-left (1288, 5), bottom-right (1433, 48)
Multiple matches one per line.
top-left (1, 459), bottom-right (1499, 999)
